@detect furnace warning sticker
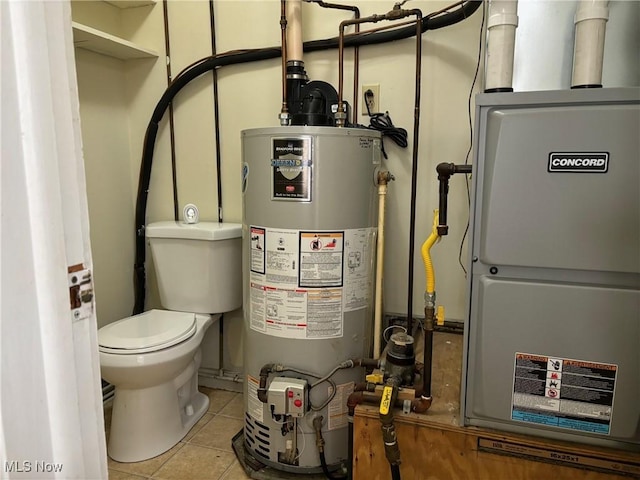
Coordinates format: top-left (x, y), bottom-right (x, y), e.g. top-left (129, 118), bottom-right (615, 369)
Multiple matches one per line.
top-left (511, 353), bottom-right (617, 435)
top-left (299, 231), bottom-right (344, 288)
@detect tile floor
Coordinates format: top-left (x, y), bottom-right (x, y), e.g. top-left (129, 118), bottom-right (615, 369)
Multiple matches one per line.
top-left (105, 387), bottom-right (251, 480)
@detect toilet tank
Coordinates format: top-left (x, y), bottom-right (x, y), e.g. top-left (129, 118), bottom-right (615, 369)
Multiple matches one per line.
top-left (146, 221), bottom-right (242, 314)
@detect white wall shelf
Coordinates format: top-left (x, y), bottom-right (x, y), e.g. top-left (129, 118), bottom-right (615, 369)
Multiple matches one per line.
top-left (103, 0), bottom-right (156, 9)
top-left (72, 22), bottom-right (158, 60)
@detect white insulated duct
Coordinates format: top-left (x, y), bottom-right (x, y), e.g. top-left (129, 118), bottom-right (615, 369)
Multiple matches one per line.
top-left (286, 0), bottom-right (303, 63)
top-left (485, 0), bottom-right (519, 92)
top-left (572, 0), bottom-right (610, 88)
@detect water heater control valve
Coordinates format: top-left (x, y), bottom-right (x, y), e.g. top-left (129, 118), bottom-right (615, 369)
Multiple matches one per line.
top-left (267, 377), bottom-right (308, 418)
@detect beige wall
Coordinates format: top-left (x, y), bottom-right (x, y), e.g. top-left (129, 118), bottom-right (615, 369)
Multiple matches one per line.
top-left (76, 1), bottom-right (484, 366)
top-left (76, 50), bottom-right (136, 329)
top-left (74, 0), bottom-right (165, 328)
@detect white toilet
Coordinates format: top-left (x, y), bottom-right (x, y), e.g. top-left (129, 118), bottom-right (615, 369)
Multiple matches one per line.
top-left (98, 221), bottom-right (242, 463)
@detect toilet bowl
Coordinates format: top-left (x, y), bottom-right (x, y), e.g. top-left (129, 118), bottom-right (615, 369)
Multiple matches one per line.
top-left (99, 310), bottom-right (216, 462)
top-left (98, 221), bottom-right (242, 463)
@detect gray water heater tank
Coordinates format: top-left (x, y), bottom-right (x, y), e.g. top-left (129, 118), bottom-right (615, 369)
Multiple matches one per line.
top-left (241, 126), bottom-right (382, 474)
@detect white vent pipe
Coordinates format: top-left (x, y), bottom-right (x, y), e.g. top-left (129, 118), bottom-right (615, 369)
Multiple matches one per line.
top-left (485, 0), bottom-right (519, 92)
top-left (572, 0), bottom-right (610, 88)
top-left (286, 0), bottom-right (303, 63)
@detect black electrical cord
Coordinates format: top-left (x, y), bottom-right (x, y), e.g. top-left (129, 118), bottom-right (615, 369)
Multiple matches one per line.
top-left (362, 94), bottom-right (408, 160)
top-left (458, 1), bottom-right (485, 277)
top-left (133, 0), bottom-right (484, 314)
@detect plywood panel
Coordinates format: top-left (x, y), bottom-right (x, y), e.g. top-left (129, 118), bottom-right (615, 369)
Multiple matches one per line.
top-left (354, 415), bottom-right (638, 480)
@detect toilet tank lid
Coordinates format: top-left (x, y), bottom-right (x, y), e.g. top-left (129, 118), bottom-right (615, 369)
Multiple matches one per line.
top-left (146, 221), bottom-right (242, 241)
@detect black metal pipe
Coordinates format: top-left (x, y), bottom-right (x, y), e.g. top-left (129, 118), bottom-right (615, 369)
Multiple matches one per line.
top-left (391, 464), bottom-right (401, 480)
top-left (208, 0), bottom-right (226, 381)
top-left (437, 169), bottom-right (450, 236)
top-left (209, 0), bottom-right (223, 223)
top-left (423, 307), bottom-right (435, 399)
top-left (351, 358), bottom-right (381, 369)
top-left (162, 0), bottom-right (179, 221)
top-left (435, 162), bottom-right (473, 236)
top-left (405, 8), bottom-right (422, 336)
top-left (257, 363), bottom-right (275, 403)
top-left (347, 418), bottom-right (354, 480)
top-left (379, 379), bottom-right (402, 478)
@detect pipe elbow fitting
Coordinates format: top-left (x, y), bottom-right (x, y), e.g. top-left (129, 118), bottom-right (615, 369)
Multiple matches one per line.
top-left (347, 391), bottom-right (365, 413)
top-left (257, 388), bottom-right (268, 403)
top-left (259, 363), bottom-right (276, 376)
top-left (257, 363), bottom-right (276, 403)
top-left (411, 396), bottom-right (432, 414)
top-left (436, 162), bottom-right (455, 178)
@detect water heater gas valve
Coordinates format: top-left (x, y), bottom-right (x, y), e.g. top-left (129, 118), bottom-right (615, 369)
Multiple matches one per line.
top-left (267, 377), bottom-right (308, 418)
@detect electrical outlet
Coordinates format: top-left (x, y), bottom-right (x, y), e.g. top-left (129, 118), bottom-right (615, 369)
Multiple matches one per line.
top-left (363, 84), bottom-right (380, 115)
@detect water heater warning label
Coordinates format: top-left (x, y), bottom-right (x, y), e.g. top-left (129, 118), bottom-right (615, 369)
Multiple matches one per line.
top-left (512, 353), bottom-right (617, 435)
top-left (299, 232), bottom-right (344, 287)
top-left (249, 226), bottom-right (373, 339)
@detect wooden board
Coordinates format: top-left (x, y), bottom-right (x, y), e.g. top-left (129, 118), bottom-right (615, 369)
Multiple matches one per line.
top-left (353, 332), bottom-right (640, 480)
top-left (353, 415), bottom-right (639, 480)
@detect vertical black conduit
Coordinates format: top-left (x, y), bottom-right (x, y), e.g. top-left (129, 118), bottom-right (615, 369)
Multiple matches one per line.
top-left (209, 0), bottom-right (224, 224)
top-left (405, 8), bottom-right (423, 337)
top-left (209, 0), bottom-right (226, 379)
top-left (162, 0), bottom-right (179, 221)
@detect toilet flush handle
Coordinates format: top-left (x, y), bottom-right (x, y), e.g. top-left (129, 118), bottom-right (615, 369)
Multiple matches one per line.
top-left (183, 204), bottom-right (199, 224)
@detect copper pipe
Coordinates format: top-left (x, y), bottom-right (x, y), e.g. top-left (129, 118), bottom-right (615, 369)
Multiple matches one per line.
top-left (337, 7), bottom-right (422, 124)
top-left (337, 7), bottom-right (424, 332)
top-left (338, 14), bottom-right (386, 126)
top-left (345, 18), bottom-right (422, 38)
top-left (309, 1), bottom-right (361, 119)
top-left (411, 396), bottom-right (432, 413)
top-left (353, 21), bottom-right (360, 120)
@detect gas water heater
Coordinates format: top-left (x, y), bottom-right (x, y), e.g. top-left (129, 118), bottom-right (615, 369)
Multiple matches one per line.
top-left (241, 127), bottom-right (382, 474)
top-left (463, 87), bottom-right (640, 452)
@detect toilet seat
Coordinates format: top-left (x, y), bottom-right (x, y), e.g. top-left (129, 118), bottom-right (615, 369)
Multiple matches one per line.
top-left (99, 310), bottom-right (197, 354)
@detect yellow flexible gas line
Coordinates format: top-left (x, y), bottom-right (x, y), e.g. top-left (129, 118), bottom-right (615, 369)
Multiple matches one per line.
top-left (421, 210), bottom-right (440, 295)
